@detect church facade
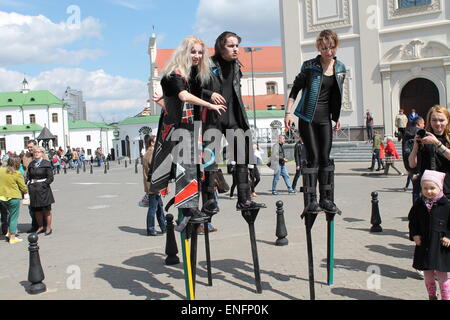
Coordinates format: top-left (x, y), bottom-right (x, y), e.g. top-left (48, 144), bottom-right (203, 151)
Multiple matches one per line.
top-left (279, 0), bottom-right (450, 138)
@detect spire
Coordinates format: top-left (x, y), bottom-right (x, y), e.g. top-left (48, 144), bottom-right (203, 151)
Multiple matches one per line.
top-left (21, 77), bottom-right (30, 94)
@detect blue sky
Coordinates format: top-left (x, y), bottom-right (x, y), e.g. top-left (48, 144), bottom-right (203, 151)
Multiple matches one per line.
top-left (0, 0), bottom-right (281, 122)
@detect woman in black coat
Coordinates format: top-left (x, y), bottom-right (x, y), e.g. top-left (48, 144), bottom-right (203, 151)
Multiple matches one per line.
top-left (26, 146), bottom-right (55, 236)
top-left (408, 170), bottom-right (450, 300)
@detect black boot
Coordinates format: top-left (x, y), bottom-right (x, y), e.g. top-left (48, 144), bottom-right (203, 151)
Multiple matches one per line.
top-left (201, 171), bottom-right (219, 215)
top-left (318, 162), bottom-right (342, 215)
top-left (235, 165), bottom-right (265, 210)
top-left (301, 167), bottom-right (323, 216)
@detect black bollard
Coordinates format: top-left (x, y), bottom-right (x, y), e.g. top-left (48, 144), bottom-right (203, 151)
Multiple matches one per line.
top-left (104, 163), bottom-right (107, 174)
top-left (27, 234), bottom-right (46, 294)
top-left (90, 164), bottom-right (93, 174)
top-left (240, 207), bottom-right (266, 294)
top-left (370, 192), bottom-right (382, 232)
top-left (135, 160), bottom-right (138, 174)
top-left (63, 165), bottom-right (67, 174)
top-left (165, 214), bottom-right (180, 265)
top-left (275, 200), bottom-right (288, 246)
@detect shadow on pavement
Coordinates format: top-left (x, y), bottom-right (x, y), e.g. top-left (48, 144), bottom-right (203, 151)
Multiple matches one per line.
top-left (324, 258), bottom-right (419, 280)
top-left (331, 287), bottom-right (399, 300)
top-left (365, 243), bottom-right (414, 259)
top-left (346, 227), bottom-right (409, 240)
top-left (118, 226), bottom-right (147, 236)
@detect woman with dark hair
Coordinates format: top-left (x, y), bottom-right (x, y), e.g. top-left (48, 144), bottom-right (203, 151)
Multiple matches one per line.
top-left (284, 29), bottom-right (346, 216)
top-left (27, 146), bottom-right (55, 236)
top-left (150, 36), bottom-right (226, 225)
top-left (0, 155), bottom-right (28, 243)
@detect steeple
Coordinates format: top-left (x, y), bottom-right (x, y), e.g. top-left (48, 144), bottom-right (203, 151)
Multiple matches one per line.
top-left (21, 77), bottom-right (30, 94)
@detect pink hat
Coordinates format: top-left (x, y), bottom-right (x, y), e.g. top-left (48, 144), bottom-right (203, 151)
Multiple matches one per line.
top-left (421, 170), bottom-right (446, 191)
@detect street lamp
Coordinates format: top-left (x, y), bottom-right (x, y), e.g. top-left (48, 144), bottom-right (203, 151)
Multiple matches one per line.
top-left (244, 47), bottom-right (262, 133)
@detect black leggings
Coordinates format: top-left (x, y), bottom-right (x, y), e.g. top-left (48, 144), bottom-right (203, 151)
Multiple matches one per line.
top-left (299, 119), bottom-right (332, 168)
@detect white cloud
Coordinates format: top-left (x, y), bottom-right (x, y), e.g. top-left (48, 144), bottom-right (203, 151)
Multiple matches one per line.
top-left (193, 0), bottom-right (281, 47)
top-left (0, 11), bottom-right (104, 65)
top-left (0, 67), bottom-right (148, 123)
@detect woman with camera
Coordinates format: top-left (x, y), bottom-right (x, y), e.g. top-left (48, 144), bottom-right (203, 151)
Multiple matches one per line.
top-left (409, 105), bottom-right (450, 200)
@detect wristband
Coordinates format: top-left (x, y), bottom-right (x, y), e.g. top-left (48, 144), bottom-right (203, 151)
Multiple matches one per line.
top-left (437, 142), bottom-right (443, 148)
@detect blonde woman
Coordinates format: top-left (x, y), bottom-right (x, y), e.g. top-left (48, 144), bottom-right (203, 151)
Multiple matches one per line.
top-left (26, 146), bottom-right (55, 236)
top-left (0, 156), bottom-right (28, 244)
top-left (150, 36), bottom-right (226, 225)
top-left (409, 105), bottom-right (450, 199)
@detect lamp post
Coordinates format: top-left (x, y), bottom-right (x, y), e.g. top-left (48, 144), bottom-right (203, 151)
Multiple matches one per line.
top-left (244, 47), bottom-right (262, 134)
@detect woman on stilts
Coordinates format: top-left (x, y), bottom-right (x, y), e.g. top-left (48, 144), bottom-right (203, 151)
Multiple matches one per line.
top-left (284, 29), bottom-right (346, 216)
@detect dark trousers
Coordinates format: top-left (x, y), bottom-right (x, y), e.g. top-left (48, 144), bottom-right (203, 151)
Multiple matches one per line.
top-left (0, 202), bottom-right (8, 235)
top-left (249, 165), bottom-right (260, 193)
top-left (291, 168), bottom-right (302, 190)
top-left (298, 119), bottom-right (332, 168)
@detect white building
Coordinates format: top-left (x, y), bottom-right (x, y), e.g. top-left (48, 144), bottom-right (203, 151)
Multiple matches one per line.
top-left (68, 120), bottom-right (117, 159)
top-left (0, 79), bottom-right (70, 153)
top-left (279, 0), bottom-right (450, 139)
top-left (63, 87), bottom-right (87, 121)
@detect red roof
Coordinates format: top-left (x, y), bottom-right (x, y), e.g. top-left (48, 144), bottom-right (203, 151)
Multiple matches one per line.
top-left (155, 46), bottom-right (282, 74)
top-left (242, 94), bottom-right (285, 110)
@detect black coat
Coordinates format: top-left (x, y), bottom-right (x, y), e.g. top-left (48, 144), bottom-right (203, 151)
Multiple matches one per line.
top-left (408, 197), bottom-right (450, 271)
top-left (26, 159), bottom-right (55, 208)
top-left (294, 142), bottom-right (307, 167)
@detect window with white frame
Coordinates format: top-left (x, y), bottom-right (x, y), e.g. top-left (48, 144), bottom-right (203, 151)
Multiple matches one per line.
top-left (266, 82), bottom-right (278, 95)
top-left (29, 114), bottom-right (36, 123)
top-left (87, 135), bottom-right (91, 142)
top-left (6, 115), bottom-right (12, 125)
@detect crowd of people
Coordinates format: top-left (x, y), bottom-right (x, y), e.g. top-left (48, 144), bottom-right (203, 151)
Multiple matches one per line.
top-left (0, 140), bottom-right (56, 243)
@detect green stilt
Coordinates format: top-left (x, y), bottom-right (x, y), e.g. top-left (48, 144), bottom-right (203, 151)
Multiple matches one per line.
top-left (178, 209), bottom-right (195, 300)
top-left (326, 213), bottom-right (335, 286)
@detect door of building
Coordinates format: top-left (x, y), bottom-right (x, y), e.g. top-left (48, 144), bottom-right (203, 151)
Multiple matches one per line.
top-left (400, 78), bottom-right (439, 120)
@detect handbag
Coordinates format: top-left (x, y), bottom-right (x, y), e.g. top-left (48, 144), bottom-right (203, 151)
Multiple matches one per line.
top-left (22, 194), bottom-right (30, 206)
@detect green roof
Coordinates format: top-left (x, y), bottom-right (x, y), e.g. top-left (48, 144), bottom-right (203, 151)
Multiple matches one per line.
top-left (118, 110), bottom-right (283, 126)
top-left (69, 120), bottom-right (116, 130)
top-left (0, 123), bottom-right (43, 133)
top-left (119, 115), bottom-right (160, 125)
top-left (245, 110), bottom-right (285, 118)
top-left (0, 90), bottom-right (64, 108)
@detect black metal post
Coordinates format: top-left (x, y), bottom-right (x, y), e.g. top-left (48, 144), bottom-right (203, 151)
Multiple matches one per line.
top-left (27, 234), bottom-right (46, 294)
top-left (203, 220), bottom-right (213, 286)
top-left (165, 214), bottom-right (180, 265)
top-left (190, 223), bottom-right (199, 292)
top-left (275, 200), bottom-right (288, 246)
top-left (370, 192), bottom-right (382, 232)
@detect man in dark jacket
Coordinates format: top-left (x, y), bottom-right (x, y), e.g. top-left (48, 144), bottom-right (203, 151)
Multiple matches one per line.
top-left (271, 135), bottom-right (295, 195)
top-left (291, 137), bottom-right (307, 191)
top-left (201, 31), bottom-right (264, 212)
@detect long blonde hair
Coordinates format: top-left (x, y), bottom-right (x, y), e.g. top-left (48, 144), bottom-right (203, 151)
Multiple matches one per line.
top-left (160, 36), bottom-right (211, 86)
top-left (426, 105), bottom-right (450, 143)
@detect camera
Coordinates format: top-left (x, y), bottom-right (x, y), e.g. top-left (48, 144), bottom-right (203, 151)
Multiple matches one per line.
top-left (417, 129), bottom-right (426, 138)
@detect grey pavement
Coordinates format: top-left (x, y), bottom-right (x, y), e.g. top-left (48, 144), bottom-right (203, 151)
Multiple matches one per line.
top-left (0, 160), bottom-right (425, 300)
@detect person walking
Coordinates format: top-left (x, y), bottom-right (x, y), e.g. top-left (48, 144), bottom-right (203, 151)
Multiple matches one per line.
top-left (271, 135), bottom-right (295, 195)
top-left (395, 108), bottom-right (408, 142)
top-left (0, 156), bottom-right (28, 244)
top-left (291, 137), bottom-right (307, 191)
top-left (408, 170), bottom-right (450, 300)
top-left (249, 143), bottom-right (262, 198)
top-left (383, 136), bottom-right (403, 175)
top-left (26, 146), bottom-right (55, 236)
top-left (368, 131), bottom-right (384, 171)
top-left (409, 108), bottom-right (419, 127)
top-left (142, 136), bottom-right (166, 236)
